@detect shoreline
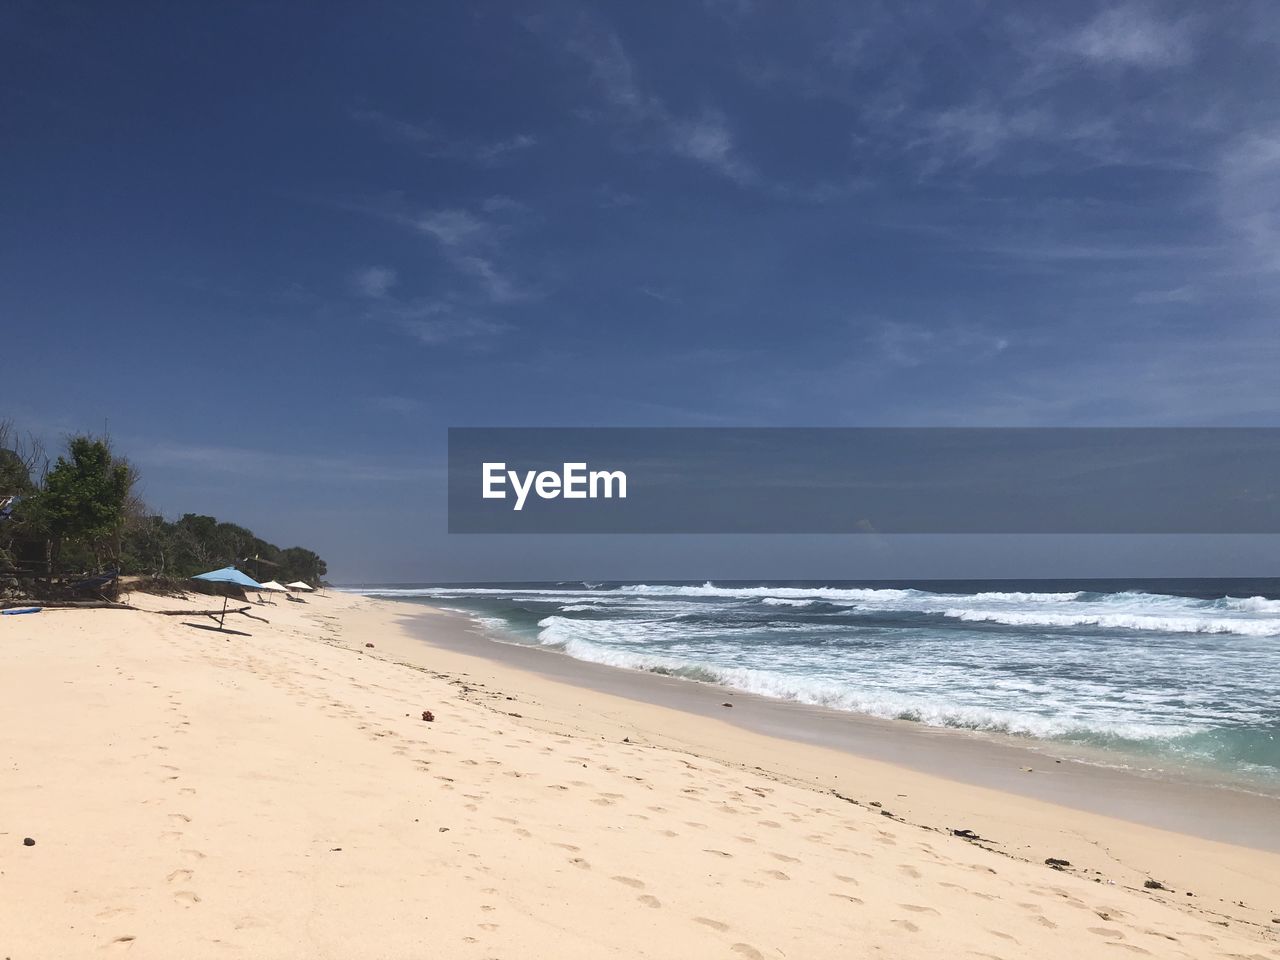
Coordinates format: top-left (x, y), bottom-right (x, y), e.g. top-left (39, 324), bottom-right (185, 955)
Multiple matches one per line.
top-left (391, 599), bottom-right (1280, 852)
top-left (4, 590), bottom-right (1279, 957)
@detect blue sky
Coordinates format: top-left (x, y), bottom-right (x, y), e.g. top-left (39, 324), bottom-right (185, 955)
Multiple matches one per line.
top-left (4, 1), bottom-right (1279, 581)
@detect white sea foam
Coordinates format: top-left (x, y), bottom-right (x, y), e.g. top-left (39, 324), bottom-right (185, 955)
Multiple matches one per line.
top-left (618, 582), bottom-right (919, 602)
top-left (944, 608), bottom-right (1280, 636)
top-left (1217, 595), bottom-right (1280, 614)
top-left (968, 591), bottom-right (1083, 602)
top-left (533, 615), bottom-right (1194, 742)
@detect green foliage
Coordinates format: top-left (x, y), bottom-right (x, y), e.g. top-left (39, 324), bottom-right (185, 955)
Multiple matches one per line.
top-left (0, 448), bottom-right (35, 496)
top-left (37, 437), bottom-right (130, 544)
top-left (2, 427), bottom-right (327, 583)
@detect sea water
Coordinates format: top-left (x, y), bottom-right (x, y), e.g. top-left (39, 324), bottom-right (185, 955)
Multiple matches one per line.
top-left (346, 579), bottom-right (1280, 788)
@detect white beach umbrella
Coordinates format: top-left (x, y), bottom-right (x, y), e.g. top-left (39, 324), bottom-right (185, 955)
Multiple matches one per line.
top-left (286, 580), bottom-right (315, 592)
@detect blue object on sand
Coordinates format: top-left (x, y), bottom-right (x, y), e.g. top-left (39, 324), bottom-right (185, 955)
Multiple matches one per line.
top-left (191, 566), bottom-right (263, 589)
top-left (2, 607), bottom-right (42, 615)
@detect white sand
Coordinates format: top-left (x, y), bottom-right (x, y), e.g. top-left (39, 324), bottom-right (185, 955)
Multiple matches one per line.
top-left (2, 590), bottom-right (1277, 958)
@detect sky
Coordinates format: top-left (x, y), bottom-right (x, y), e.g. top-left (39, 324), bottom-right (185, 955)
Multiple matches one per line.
top-left (3, 1), bottom-right (1280, 582)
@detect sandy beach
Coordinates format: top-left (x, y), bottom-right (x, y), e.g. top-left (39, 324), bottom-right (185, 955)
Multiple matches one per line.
top-left (3, 590), bottom-right (1279, 959)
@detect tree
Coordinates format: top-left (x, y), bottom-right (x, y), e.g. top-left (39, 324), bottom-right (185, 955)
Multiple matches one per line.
top-left (0, 419), bottom-right (45, 496)
top-left (277, 546), bottom-right (327, 585)
top-left (28, 436), bottom-right (131, 572)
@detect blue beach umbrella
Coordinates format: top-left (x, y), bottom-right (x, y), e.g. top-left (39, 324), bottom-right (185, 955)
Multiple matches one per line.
top-left (192, 565), bottom-right (264, 589)
top-left (190, 566), bottom-right (264, 628)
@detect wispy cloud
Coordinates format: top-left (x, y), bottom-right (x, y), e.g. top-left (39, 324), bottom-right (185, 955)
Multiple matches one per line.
top-left (1132, 285), bottom-right (1198, 305)
top-left (1218, 129), bottom-right (1280, 271)
top-left (1057, 2), bottom-right (1198, 69)
top-left (550, 11), bottom-right (757, 186)
top-left (352, 265), bottom-right (397, 299)
top-left (340, 197), bottom-right (534, 304)
top-left (396, 313), bottom-right (510, 346)
top-left (350, 107), bottom-right (538, 165)
top-left (865, 320), bottom-right (1011, 368)
top-left (130, 439), bottom-right (441, 484)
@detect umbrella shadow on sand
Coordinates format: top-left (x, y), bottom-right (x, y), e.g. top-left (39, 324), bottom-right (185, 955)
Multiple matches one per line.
top-left (182, 622), bottom-right (253, 638)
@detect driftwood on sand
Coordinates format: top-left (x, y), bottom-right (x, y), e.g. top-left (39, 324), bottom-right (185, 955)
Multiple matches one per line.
top-left (1, 600), bottom-right (134, 610)
top-left (150, 606), bottom-right (270, 624)
top-left (0, 600), bottom-right (270, 625)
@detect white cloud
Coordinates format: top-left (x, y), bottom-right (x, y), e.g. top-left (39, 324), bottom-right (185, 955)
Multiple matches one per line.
top-left (352, 265), bottom-right (397, 299)
top-left (916, 103), bottom-right (1051, 168)
top-left (868, 320), bottom-right (1011, 368)
top-left (412, 209), bottom-right (494, 250)
top-left (668, 113), bottom-right (755, 185)
top-left (1218, 130), bottom-right (1280, 271)
top-left (556, 13), bottom-right (756, 186)
top-left (396, 315), bottom-right (509, 346)
top-left (350, 108), bottom-right (538, 165)
top-left (1059, 3), bottom-right (1197, 68)
top-left (406, 208), bottom-right (530, 303)
top-left (1132, 285), bottom-right (1197, 304)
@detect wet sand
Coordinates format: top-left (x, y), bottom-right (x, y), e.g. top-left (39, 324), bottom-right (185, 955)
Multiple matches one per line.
top-left (398, 601), bottom-right (1280, 851)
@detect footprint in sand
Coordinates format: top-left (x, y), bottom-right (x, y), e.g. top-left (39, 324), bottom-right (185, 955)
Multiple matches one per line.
top-left (763, 870), bottom-right (790, 881)
top-left (899, 904), bottom-right (939, 915)
top-left (829, 893), bottom-right (864, 905)
top-left (172, 891), bottom-right (201, 906)
top-left (167, 869), bottom-right (193, 884)
top-left (693, 917), bottom-right (729, 932)
top-left (95, 907), bottom-right (134, 921)
top-left (731, 944), bottom-right (765, 959)
top-left (611, 876), bottom-right (645, 889)
top-left (637, 895), bottom-right (662, 908)
top-left (569, 857), bottom-right (591, 870)
top-left (769, 852), bottom-right (799, 863)
top-left (1087, 927), bottom-right (1125, 940)
top-left (703, 849), bottom-right (733, 858)
top-left (899, 865), bottom-right (922, 879)
top-left (893, 919), bottom-right (920, 933)
top-left (105, 935), bottom-right (138, 950)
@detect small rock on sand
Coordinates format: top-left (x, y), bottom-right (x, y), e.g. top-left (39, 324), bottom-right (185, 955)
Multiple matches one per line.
top-left (23, 837), bottom-right (35, 847)
top-left (421, 710), bottom-right (434, 722)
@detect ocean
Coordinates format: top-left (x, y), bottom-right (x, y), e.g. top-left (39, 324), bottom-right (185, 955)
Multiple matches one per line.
top-left (347, 579), bottom-right (1280, 788)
